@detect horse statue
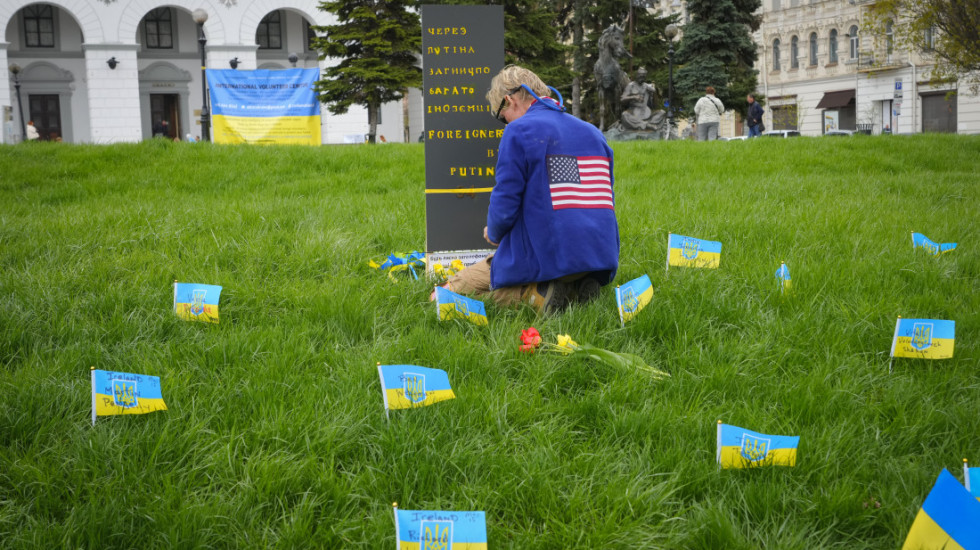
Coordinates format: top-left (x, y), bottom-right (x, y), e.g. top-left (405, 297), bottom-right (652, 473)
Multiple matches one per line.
top-left (593, 24), bottom-right (631, 131)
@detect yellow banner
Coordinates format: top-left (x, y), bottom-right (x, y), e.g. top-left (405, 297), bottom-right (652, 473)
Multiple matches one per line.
top-left (212, 114), bottom-right (321, 145)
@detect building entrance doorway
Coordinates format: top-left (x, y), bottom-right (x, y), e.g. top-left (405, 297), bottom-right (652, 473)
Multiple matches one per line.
top-left (28, 94), bottom-right (62, 141)
top-left (881, 100), bottom-right (895, 134)
top-left (150, 94), bottom-right (180, 139)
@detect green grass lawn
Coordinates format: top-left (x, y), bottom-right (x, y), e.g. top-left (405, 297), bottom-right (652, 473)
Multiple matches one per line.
top-left (0, 135), bottom-right (978, 548)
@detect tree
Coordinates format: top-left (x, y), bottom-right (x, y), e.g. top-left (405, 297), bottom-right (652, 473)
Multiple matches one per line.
top-left (673, 0), bottom-right (761, 119)
top-left (312, 0), bottom-right (421, 144)
top-left (867, 0), bottom-right (980, 92)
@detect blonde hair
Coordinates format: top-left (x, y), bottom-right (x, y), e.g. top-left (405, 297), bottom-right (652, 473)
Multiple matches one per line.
top-left (486, 65), bottom-right (549, 111)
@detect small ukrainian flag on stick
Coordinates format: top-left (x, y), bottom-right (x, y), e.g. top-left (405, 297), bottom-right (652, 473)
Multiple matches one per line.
top-left (393, 502), bottom-right (488, 550)
top-left (377, 363), bottom-right (456, 420)
top-left (775, 262), bottom-right (792, 295)
top-left (666, 233), bottom-right (722, 271)
top-left (912, 231), bottom-right (957, 256)
top-left (91, 366), bottom-right (168, 425)
top-left (616, 274), bottom-right (653, 325)
top-left (890, 316), bottom-right (955, 363)
top-left (901, 469), bottom-right (980, 550)
top-left (174, 280), bottom-right (222, 324)
top-left (435, 286), bottom-right (488, 326)
top-left (716, 420), bottom-right (799, 469)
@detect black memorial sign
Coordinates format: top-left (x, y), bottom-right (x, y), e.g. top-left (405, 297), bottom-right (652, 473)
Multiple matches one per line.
top-left (422, 5), bottom-right (504, 259)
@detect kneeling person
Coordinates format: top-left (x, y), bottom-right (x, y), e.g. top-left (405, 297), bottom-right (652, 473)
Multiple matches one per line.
top-left (442, 65), bottom-right (620, 314)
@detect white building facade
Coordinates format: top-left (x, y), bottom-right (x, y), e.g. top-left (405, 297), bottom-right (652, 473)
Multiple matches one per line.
top-left (757, 0), bottom-right (978, 135)
top-left (2, 0), bottom-right (423, 144)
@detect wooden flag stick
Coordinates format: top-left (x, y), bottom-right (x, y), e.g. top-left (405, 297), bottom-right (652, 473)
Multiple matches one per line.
top-left (616, 285), bottom-right (623, 327)
top-left (90, 366), bottom-right (96, 426)
top-left (392, 501), bottom-right (400, 543)
top-left (716, 419), bottom-right (722, 468)
top-left (889, 316), bottom-right (901, 374)
top-left (965, 459), bottom-right (972, 493)
top-left (377, 362), bottom-right (389, 421)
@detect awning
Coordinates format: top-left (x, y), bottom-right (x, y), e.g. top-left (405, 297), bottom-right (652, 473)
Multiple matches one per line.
top-left (816, 89), bottom-right (855, 109)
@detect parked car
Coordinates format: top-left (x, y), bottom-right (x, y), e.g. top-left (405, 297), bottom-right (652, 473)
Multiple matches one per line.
top-left (824, 129), bottom-right (855, 136)
top-left (720, 136), bottom-right (749, 141)
top-left (762, 130), bottom-right (801, 138)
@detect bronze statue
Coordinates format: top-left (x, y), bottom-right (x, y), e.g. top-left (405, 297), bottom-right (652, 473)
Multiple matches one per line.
top-left (619, 67), bottom-right (665, 131)
top-left (593, 24), bottom-right (630, 132)
top-left (603, 66), bottom-right (673, 140)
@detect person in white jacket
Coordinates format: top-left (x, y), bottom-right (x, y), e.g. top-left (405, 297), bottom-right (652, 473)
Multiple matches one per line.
top-left (26, 120), bottom-right (40, 141)
top-left (694, 86), bottom-right (724, 141)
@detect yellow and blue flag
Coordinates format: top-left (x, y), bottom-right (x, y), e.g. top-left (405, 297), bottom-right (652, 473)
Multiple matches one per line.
top-left (902, 468), bottom-right (980, 550)
top-left (378, 364), bottom-right (455, 417)
top-left (435, 286), bottom-right (488, 326)
top-left (965, 460), bottom-right (980, 501)
top-left (394, 506), bottom-right (487, 550)
top-left (667, 233), bottom-right (722, 269)
top-left (174, 282), bottom-right (222, 324)
top-left (890, 318), bottom-right (955, 360)
top-left (775, 262), bottom-right (792, 294)
top-left (91, 368), bottom-right (168, 425)
top-left (616, 274), bottom-right (653, 325)
top-left (912, 232), bottom-right (957, 256)
top-left (716, 421), bottom-right (799, 469)
top-left (370, 251), bottom-right (426, 281)
top-left (208, 68), bottom-right (321, 145)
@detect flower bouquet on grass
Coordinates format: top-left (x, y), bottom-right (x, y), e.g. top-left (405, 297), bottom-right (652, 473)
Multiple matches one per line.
top-left (519, 327), bottom-right (670, 380)
top-left (432, 259), bottom-right (465, 283)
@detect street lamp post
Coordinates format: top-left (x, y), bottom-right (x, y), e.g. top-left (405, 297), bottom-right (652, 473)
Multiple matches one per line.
top-left (193, 9), bottom-right (210, 142)
top-left (665, 24), bottom-right (678, 140)
top-left (8, 64), bottom-right (26, 142)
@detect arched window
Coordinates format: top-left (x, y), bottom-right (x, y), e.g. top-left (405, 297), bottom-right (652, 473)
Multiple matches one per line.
top-left (849, 25), bottom-right (859, 59)
top-left (144, 8), bottom-right (174, 49)
top-left (257, 11), bottom-right (282, 50)
top-left (829, 29), bottom-right (838, 63)
top-left (809, 32), bottom-right (818, 66)
top-left (23, 4), bottom-right (55, 48)
top-left (773, 39), bottom-right (781, 71)
top-left (885, 19), bottom-right (894, 56)
top-left (791, 35), bottom-right (799, 69)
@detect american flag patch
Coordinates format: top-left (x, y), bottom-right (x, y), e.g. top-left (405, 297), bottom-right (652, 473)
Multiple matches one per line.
top-left (546, 155), bottom-right (613, 210)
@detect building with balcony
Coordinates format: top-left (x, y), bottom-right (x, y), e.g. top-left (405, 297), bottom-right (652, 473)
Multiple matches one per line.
top-left (757, 0), bottom-right (978, 135)
top-left (2, 0), bottom-right (423, 144)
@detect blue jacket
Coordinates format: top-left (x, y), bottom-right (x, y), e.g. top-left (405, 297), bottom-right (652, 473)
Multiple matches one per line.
top-left (487, 100), bottom-right (620, 289)
top-left (748, 101), bottom-right (764, 127)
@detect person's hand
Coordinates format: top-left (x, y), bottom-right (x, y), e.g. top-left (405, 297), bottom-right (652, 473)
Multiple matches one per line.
top-left (483, 226), bottom-right (498, 247)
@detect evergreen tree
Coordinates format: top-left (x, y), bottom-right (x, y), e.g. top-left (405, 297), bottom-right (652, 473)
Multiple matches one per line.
top-left (312, 0), bottom-right (421, 144)
top-left (673, 0), bottom-right (761, 119)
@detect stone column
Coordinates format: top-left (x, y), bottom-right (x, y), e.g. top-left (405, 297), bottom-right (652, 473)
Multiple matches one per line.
top-left (0, 43), bottom-right (12, 144)
top-left (83, 44), bottom-right (142, 143)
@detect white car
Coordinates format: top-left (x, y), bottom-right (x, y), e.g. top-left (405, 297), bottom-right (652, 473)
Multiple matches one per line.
top-left (762, 130), bottom-right (802, 138)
